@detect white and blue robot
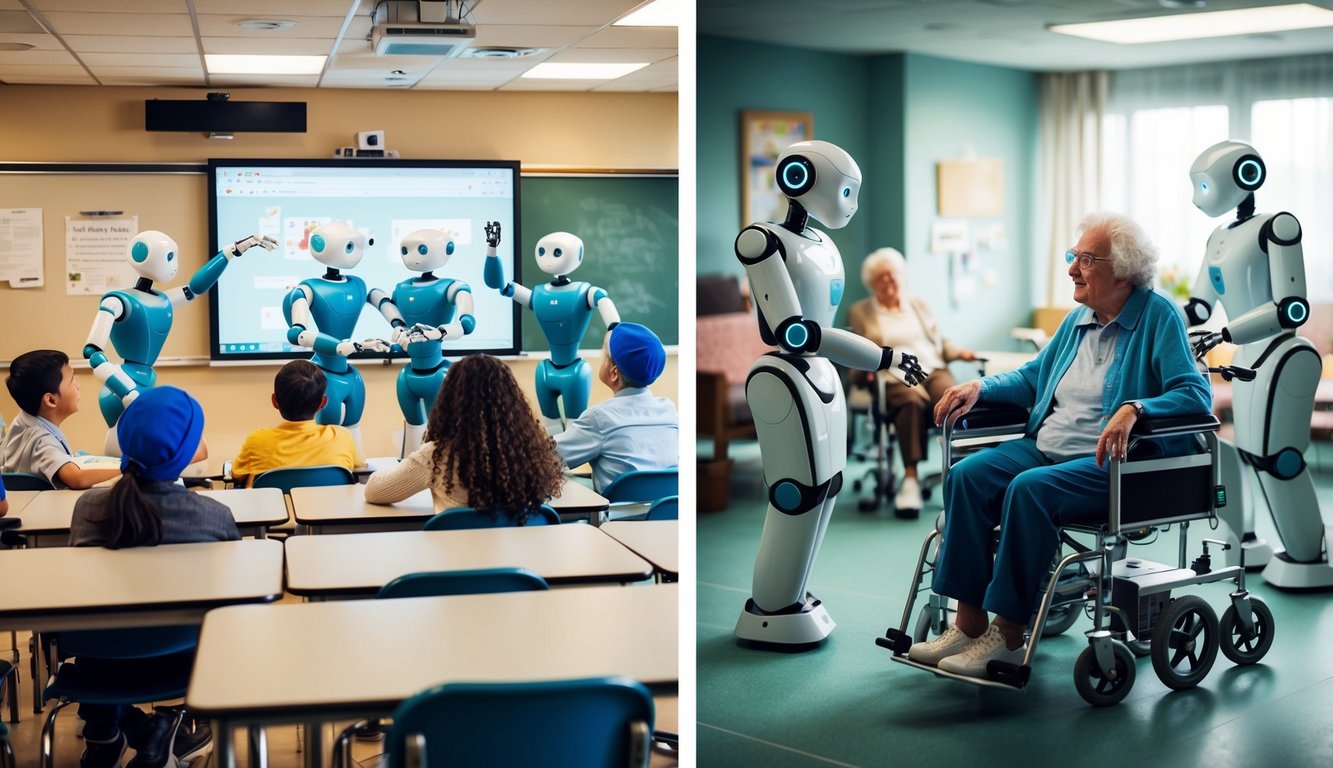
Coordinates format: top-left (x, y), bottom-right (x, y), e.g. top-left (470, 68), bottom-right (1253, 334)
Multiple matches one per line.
top-left (1185, 139), bottom-right (1330, 587)
top-left (369, 224), bottom-right (483, 457)
top-left (484, 227), bottom-right (620, 433)
top-left (734, 140), bottom-right (925, 646)
top-left (84, 230), bottom-right (277, 453)
top-left (283, 222), bottom-right (391, 451)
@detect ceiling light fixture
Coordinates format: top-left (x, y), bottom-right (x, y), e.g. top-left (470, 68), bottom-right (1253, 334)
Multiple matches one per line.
top-left (1049, 3), bottom-right (1333, 44)
top-left (0, 42), bottom-right (35, 51)
top-left (614, 0), bottom-right (679, 27)
top-left (521, 62), bottom-right (648, 79)
top-left (204, 54), bottom-right (326, 75)
top-left (236, 19), bottom-right (297, 31)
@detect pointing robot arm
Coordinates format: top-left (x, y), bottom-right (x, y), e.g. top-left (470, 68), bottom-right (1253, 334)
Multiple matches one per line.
top-left (163, 234), bottom-right (278, 307)
top-left (84, 296), bottom-right (140, 406)
top-left (736, 225), bottom-right (924, 383)
top-left (481, 221), bottom-right (532, 308)
top-left (587, 287), bottom-right (620, 330)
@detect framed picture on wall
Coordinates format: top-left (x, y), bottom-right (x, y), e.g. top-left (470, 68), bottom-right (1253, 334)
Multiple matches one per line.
top-left (741, 110), bottom-right (813, 227)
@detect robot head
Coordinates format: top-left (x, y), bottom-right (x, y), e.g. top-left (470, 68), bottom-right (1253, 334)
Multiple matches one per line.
top-left (1189, 140), bottom-right (1266, 218)
top-left (308, 222), bottom-right (373, 269)
top-left (399, 229), bottom-right (455, 272)
top-left (773, 140), bottom-right (862, 229)
top-left (535, 231), bottom-right (584, 276)
top-left (127, 230), bottom-right (180, 283)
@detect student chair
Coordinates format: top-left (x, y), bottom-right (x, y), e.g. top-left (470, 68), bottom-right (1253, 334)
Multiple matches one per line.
top-left (0, 472), bottom-right (52, 491)
top-left (0, 721), bottom-right (14, 768)
top-left (330, 568), bottom-right (552, 768)
top-left (644, 496), bottom-right (678, 521)
top-left (0, 659), bottom-right (16, 728)
top-left (601, 468), bottom-right (679, 523)
top-left (39, 626), bottom-right (200, 768)
top-left (385, 676), bottom-right (655, 768)
top-left (422, 504), bottom-right (561, 530)
top-left (251, 464), bottom-right (355, 537)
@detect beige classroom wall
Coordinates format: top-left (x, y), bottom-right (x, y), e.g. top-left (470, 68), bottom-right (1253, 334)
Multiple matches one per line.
top-left (1, 84), bottom-right (679, 466)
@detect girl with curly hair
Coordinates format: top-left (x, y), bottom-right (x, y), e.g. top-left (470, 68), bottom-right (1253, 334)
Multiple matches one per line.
top-left (365, 353), bottom-right (566, 523)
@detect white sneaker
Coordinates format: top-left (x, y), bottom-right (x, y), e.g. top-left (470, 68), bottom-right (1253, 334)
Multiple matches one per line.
top-left (895, 476), bottom-right (922, 517)
top-left (937, 625), bottom-right (1025, 678)
top-left (907, 625), bottom-right (976, 666)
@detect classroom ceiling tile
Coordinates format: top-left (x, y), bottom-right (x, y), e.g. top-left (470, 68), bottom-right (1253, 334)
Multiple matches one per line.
top-left (470, 25), bottom-right (598, 50)
top-left (0, 72), bottom-right (96, 84)
top-left (0, 63), bottom-right (91, 78)
top-left (0, 48), bottom-right (76, 65)
top-left (548, 48), bottom-right (674, 65)
top-left (38, 11), bottom-right (193, 36)
top-left (470, 0), bottom-right (641, 26)
top-left (197, 14), bottom-right (350, 38)
top-left (577, 26), bottom-right (677, 50)
top-left (61, 34), bottom-right (198, 54)
top-left (0, 1), bottom-right (25, 11)
top-left (591, 57), bottom-right (677, 92)
top-left (208, 73), bottom-right (320, 87)
top-left (0, 32), bottom-right (60, 50)
top-left (193, 0), bottom-right (356, 16)
top-left (98, 70), bottom-right (206, 86)
top-left (28, 0), bottom-right (183, 11)
top-left (204, 37), bottom-right (336, 56)
top-left (92, 65), bottom-right (204, 78)
top-left (80, 52), bottom-right (202, 67)
top-left (0, 9), bottom-right (44, 33)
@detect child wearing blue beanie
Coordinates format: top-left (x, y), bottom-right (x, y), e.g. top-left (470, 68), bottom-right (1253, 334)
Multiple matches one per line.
top-left (68, 385), bottom-right (237, 768)
top-left (554, 322), bottom-right (678, 492)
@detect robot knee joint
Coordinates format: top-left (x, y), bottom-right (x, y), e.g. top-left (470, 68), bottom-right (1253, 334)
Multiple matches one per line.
top-left (769, 473), bottom-right (843, 515)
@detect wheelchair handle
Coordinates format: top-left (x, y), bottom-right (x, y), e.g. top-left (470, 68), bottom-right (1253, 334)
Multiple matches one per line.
top-left (1208, 365), bottom-right (1255, 382)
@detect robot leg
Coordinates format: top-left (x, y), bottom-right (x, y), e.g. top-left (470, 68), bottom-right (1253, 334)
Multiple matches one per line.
top-left (1214, 439), bottom-right (1272, 569)
top-left (533, 360), bottom-right (565, 434)
top-left (557, 359), bottom-right (592, 421)
top-left (735, 356), bottom-right (847, 647)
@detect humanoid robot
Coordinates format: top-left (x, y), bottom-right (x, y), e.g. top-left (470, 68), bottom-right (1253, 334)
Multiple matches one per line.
top-left (84, 230), bottom-right (277, 453)
top-left (369, 224), bottom-right (483, 457)
top-left (734, 140), bottom-right (925, 646)
top-left (1185, 140), bottom-right (1330, 587)
top-left (283, 222), bottom-right (390, 452)
top-left (484, 227), bottom-right (620, 433)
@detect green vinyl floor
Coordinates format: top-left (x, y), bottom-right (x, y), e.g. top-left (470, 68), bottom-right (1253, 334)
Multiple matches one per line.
top-left (697, 438), bottom-right (1333, 768)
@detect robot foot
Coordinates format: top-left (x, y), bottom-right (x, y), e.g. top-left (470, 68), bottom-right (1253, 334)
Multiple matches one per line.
top-left (1240, 533), bottom-right (1273, 571)
top-left (735, 594), bottom-right (835, 648)
top-left (1260, 550), bottom-right (1333, 589)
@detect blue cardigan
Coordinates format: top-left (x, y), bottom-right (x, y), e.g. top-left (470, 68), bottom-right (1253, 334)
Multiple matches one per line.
top-left (980, 287), bottom-right (1211, 454)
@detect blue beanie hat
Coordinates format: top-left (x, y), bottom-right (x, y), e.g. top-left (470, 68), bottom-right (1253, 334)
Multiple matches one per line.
top-left (608, 322), bottom-right (666, 387)
top-left (117, 386), bottom-right (204, 482)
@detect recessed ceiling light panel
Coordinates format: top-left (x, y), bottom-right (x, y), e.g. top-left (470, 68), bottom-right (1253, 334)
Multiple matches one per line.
top-left (1049, 3), bottom-right (1333, 44)
top-left (204, 54), bottom-right (326, 75)
top-left (521, 62), bottom-right (648, 80)
top-left (614, 0), bottom-right (679, 27)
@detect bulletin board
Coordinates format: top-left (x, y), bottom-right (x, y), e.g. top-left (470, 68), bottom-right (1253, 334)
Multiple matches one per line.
top-left (0, 164), bottom-right (678, 364)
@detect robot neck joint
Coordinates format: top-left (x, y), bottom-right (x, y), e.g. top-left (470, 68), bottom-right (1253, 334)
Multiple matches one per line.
top-left (781, 201), bottom-right (809, 235)
top-left (324, 267), bottom-right (342, 280)
top-left (419, 271), bottom-right (435, 282)
top-left (134, 277), bottom-right (153, 293)
top-left (551, 276), bottom-right (571, 287)
top-left (1235, 192), bottom-right (1255, 224)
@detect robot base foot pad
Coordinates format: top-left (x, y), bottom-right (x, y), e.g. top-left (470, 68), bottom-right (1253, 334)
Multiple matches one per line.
top-left (735, 594), bottom-right (835, 646)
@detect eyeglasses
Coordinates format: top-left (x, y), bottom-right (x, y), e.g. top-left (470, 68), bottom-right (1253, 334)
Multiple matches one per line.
top-left (1065, 249), bottom-right (1111, 270)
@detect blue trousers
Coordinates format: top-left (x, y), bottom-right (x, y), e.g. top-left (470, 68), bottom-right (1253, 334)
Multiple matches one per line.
top-left (933, 437), bottom-right (1109, 624)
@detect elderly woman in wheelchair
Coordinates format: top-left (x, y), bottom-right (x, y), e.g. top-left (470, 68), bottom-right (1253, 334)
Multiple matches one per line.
top-left (877, 212), bottom-right (1273, 705)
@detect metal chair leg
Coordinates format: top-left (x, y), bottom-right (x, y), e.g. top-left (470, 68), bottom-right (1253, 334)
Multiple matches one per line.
top-left (39, 698), bottom-right (72, 768)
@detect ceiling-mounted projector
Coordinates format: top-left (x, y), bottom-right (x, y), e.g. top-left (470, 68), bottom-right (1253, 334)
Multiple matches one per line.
top-left (372, 0), bottom-right (476, 57)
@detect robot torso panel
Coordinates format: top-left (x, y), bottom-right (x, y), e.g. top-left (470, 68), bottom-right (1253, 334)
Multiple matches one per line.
top-left (394, 276), bottom-right (457, 370)
top-left (532, 280), bottom-right (596, 364)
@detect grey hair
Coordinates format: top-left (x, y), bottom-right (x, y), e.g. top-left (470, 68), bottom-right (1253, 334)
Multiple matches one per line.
top-left (860, 247), bottom-right (907, 291)
top-left (1077, 212), bottom-right (1157, 288)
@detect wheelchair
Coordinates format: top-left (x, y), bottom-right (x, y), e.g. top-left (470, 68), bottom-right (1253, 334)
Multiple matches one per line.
top-left (876, 400), bottom-right (1275, 707)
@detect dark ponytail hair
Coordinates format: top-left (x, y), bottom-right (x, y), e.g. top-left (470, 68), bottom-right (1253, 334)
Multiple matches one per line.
top-left (91, 463), bottom-right (164, 549)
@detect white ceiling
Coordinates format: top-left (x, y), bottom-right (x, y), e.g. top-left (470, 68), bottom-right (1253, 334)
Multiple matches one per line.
top-left (700, 0), bottom-right (1333, 72)
top-left (0, 0), bottom-right (678, 91)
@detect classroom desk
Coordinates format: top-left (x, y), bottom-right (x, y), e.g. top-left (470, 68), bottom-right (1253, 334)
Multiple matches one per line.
top-left (187, 583), bottom-right (678, 768)
top-left (600, 521), bottom-right (679, 581)
top-left (0, 538), bottom-right (284, 633)
top-left (2, 490), bottom-right (41, 516)
top-left (12, 487), bottom-right (289, 545)
top-left (284, 524), bottom-right (655, 597)
top-left (288, 478), bottom-right (609, 533)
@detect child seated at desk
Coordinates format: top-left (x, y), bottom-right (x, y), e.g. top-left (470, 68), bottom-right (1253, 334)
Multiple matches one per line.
top-left (365, 353), bottom-right (565, 523)
top-left (554, 322), bottom-right (678, 491)
top-left (230, 360), bottom-right (364, 486)
top-left (1, 349), bottom-right (122, 489)
top-left (68, 386), bottom-right (235, 768)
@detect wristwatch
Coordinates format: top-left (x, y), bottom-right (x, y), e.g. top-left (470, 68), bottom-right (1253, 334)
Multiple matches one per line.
top-left (1129, 401), bottom-right (1146, 418)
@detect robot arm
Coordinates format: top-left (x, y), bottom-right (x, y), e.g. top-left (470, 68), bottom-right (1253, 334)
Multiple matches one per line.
top-left (285, 285), bottom-right (355, 357)
top-left (368, 287), bottom-right (408, 346)
top-left (481, 221), bottom-right (532, 308)
top-left (587, 288), bottom-right (620, 330)
top-left (83, 296), bottom-right (139, 405)
top-left (163, 234), bottom-right (278, 307)
top-left (440, 283), bottom-right (476, 338)
top-left (1225, 212), bottom-right (1308, 345)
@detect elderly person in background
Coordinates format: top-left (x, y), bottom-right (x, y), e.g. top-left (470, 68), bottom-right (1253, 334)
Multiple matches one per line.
top-left (906, 212), bottom-right (1211, 679)
top-left (849, 247), bottom-right (975, 518)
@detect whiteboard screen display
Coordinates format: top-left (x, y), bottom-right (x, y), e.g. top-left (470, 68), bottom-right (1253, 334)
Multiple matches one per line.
top-left (207, 158), bottom-right (521, 362)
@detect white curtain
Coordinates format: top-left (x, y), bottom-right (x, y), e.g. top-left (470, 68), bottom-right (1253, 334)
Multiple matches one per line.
top-left (1102, 54), bottom-right (1333, 304)
top-left (1037, 71), bottom-right (1107, 308)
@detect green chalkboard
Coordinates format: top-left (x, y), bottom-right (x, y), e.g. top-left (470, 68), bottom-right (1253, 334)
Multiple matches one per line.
top-left (518, 173), bottom-right (678, 350)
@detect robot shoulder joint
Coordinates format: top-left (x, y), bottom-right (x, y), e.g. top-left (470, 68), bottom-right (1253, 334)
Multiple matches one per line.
top-left (1262, 212), bottom-right (1301, 247)
top-left (735, 225), bottom-right (782, 264)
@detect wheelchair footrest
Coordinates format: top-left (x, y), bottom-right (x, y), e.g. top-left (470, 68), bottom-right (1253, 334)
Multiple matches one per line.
top-left (987, 660), bottom-right (1031, 687)
top-left (888, 654), bottom-right (1030, 691)
top-left (876, 628), bottom-right (912, 655)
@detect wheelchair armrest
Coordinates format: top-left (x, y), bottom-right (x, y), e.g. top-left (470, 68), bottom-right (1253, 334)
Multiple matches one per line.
top-left (953, 405), bottom-right (1030, 432)
top-left (1131, 413), bottom-right (1220, 437)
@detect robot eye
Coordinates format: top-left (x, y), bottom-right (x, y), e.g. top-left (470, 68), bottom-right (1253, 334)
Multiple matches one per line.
top-left (418, 244), bottom-right (429, 256)
top-left (538, 247), bottom-right (546, 257)
top-left (166, 251), bottom-right (175, 262)
top-left (842, 187), bottom-right (851, 198)
top-left (345, 242), bottom-right (355, 254)
top-left (401, 246), bottom-right (409, 256)
top-left (554, 248), bottom-right (563, 258)
top-left (446, 241), bottom-right (455, 255)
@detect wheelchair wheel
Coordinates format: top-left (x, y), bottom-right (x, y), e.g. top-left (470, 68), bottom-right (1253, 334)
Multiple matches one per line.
top-left (1218, 597), bottom-right (1275, 666)
top-left (1038, 602), bottom-right (1081, 637)
top-left (1150, 595), bottom-right (1219, 690)
top-left (1074, 642), bottom-right (1136, 707)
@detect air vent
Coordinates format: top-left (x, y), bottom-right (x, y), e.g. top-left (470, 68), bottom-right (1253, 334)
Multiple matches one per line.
top-left (372, 0), bottom-right (475, 57)
top-left (462, 47), bottom-right (543, 60)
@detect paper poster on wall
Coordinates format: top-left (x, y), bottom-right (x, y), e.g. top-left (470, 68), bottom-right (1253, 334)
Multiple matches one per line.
top-left (930, 220), bottom-right (969, 255)
top-left (0, 208), bottom-right (45, 288)
top-left (951, 250), bottom-right (981, 307)
top-left (66, 216), bottom-right (139, 295)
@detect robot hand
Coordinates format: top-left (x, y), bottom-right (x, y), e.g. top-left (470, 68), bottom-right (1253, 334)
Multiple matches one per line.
top-left (335, 339), bottom-right (362, 357)
top-left (1189, 329), bottom-right (1229, 360)
top-left (359, 338), bottom-right (392, 354)
top-left (881, 348), bottom-right (926, 386)
top-left (484, 221), bottom-right (502, 248)
top-left (412, 323), bottom-right (446, 342)
top-left (390, 325), bottom-right (410, 348)
top-left (230, 234), bottom-right (279, 258)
